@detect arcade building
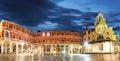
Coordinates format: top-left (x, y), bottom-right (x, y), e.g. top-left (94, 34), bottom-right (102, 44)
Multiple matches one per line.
top-left (34, 31), bottom-right (82, 54)
top-left (0, 20), bottom-right (83, 54)
top-left (83, 13), bottom-right (120, 53)
top-left (0, 20), bottom-right (34, 54)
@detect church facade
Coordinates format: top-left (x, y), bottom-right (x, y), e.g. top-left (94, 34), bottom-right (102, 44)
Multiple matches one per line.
top-left (83, 13), bottom-right (119, 53)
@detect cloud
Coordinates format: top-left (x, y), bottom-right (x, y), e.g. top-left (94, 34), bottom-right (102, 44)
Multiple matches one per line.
top-left (0, 0), bottom-right (119, 40)
top-left (0, 0), bottom-right (56, 26)
top-left (38, 21), bottom-right (59, 31)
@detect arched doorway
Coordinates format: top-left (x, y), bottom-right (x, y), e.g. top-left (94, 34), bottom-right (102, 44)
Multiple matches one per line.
top-left (61, 45), bottom-right (64, 53)
top-left (66, 45), bottom-right (68, 53)
top-left (28, 45), bottom-right (31, 53)
top-left (4, 42), bottom-right (10, 54)
top-left (57, 45), bottom-right (60, 54)
top-left (18, 44), bottom-right (22, 53)
top-left (47, 45), bottom-right (50, 54)
top-left (23, 44), bottom-right (27, 53)
top-left (12, 43), bottom-right (16, 53)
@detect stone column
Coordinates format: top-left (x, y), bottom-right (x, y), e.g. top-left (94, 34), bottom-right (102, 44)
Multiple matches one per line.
top-left (1, 42), bottom-right (4, 54)
top-left (51, 45), bottom-right (53, 54)
top-left (5, 46), bottom-right (7, 54)
top-left (64, 45), bottom-right (66, 53)
top-left (9, 43), bottom-right (12, 53)
top-left (22, 44), bottom-right (23, 53)
top-left (46, 45), bottom-right (47, 54)
top-left (16, 44), bottom-right (18, 54)
top-left (60, 45), bottom-right (61, 53)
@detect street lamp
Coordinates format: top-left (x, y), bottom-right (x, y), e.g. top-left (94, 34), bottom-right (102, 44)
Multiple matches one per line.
top-left (84, 41), bottom-right (89, 53)
top-left (84, 41), bottom-right (88, 46)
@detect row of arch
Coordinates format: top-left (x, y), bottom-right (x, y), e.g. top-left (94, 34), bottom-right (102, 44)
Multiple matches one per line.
top-left (0, 41), bottom-right (32, 54)
top-left (34, 44), bottom-right (82, 54)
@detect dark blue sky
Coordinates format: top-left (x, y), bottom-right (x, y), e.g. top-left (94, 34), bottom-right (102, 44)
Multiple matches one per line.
top-left (0, 0), bottom-right (120, 38)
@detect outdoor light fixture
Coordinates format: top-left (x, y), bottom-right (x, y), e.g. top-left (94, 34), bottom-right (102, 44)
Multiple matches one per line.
top-left (84, 41), bottom-right (88, 46)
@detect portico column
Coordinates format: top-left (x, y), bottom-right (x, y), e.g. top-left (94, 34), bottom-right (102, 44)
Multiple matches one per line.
top-left (22, 44), bottom-right (23, 53)
top-left (64, 45), bottom-right (66, 53)
top-left (71, 45), bottom-right (73, 54)
top-left (46, 45), bottom-right (47, 54)
top-left (60, 45), bottom-right (61, 53)
top-left (1, 42), bottom-right (4, 54)
top-left (51, 45), bottom-right (53, 54)
top-left (9, 43), bottom-right (12, 53)
top-left (16, 44), bottom-right (18, 54)
top-left (5, 46), bottom-right (7, 54)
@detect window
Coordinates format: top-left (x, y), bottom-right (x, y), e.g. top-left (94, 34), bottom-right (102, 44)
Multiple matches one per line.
top-left (66, 33), bottom-right (68, 35)
top-left (52, 32), bottom-right (54, 35)
top-left (106, 37), bottom-right (110, 40)
top-left (5, 31), bottom-right (9, 38)
top-left (13, 35), bottom-right (16, 39)
top-left (66, 45), bottom-right (68, 47)
top-left (71, 40), bottom-right (73, 42)
top-left (5, 23), bottom-right (9, 28)
top-left (47, 32), bottom-right (50, 36)
top-left (14, 25), bottom-right (16, 30)
top-left (19, 37), bottom-right (21, 40)
top-left (97, 35), bottom-right (104, 41)
top-left (88, 31), bottom-right (90, 34)
top-left (42, 33), bottom-right (45, 36)
top-left (88, 37), bottom-right (90, 40)
top-left (107, 32), bottom-right (109, 35)
top-left (57, 33), bottom-right (59, 35)
top-left (43, 40), bottom-right (45, 42)
top-left (62, 33), bottom-right (64, 35)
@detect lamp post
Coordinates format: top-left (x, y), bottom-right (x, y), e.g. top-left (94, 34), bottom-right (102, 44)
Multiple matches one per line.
top-left (84, 41), bottom-right (89, 53)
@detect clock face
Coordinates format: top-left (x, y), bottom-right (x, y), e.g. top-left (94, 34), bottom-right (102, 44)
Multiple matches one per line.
top-left (95, 24), bottom-right (104, 34)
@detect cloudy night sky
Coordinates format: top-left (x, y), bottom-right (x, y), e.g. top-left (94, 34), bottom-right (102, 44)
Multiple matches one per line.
top-left (0, 0), bottom-right (120, 38)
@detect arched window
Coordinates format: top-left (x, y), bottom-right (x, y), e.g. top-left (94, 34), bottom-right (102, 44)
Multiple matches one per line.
top-left (106, 37), bottom-right (110, 40)
top-left (97, 35), bottom-right (104, 41)
top-left (5, 31), bottom-right (9, 38)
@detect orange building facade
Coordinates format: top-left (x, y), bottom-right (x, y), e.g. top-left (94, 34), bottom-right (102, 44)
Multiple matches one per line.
top-left (34, 31), bottom-right (82, 54)
top-left (0, 20), bottom-right (34, 54)
top-left (0, 20), bottom-right (83, 54)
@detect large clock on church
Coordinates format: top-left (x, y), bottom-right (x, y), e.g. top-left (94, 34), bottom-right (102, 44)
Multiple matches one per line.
top-left (95, 24), bottom-right (104, 34)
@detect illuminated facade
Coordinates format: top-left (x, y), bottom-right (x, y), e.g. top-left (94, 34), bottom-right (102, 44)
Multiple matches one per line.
top-left (0, 20), bottom-right (34, 54)
top-left (34, 31), bottom-right (82, 54)
top-left (0, 20), bottom-right (83, 54)
top-left (83, 13), bottom-right (119, 53)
